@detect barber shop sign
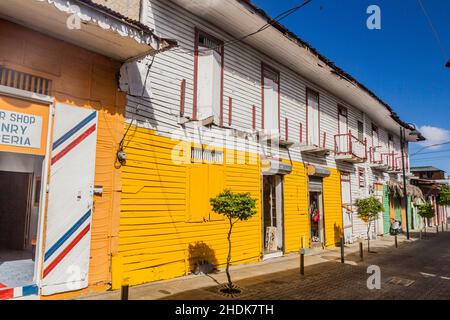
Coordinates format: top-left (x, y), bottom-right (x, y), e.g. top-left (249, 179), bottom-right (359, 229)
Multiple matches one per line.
top-left (0, 109), bottom-right (43, 149)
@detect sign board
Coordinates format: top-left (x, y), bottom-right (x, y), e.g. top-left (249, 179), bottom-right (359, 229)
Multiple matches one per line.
top-left (0, 96), bottom-right (49, 156)
top-left (0, 109), bottom-right (43, 149)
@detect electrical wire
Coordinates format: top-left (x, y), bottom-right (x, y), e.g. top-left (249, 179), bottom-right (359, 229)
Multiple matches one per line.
top-left (115, 55), bottom-right (155, 168)
top-left (166, 0), bottom-right (313, 56)
top-left (410, 148), bottom-right (450, 157)
top-left (416, 0), bottom-right (448, 61)
top-left (411, 155), bottom-right (450, 162)
top-left (411, 141), bottom-right (450, 156)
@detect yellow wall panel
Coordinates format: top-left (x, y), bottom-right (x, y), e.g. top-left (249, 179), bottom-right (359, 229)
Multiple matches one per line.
top-left (283, 162), bottom-right (310, 252)
top-left (115, 127), bottom-right (262, 288)
top-left (323, 168), bottom-right (343, 248)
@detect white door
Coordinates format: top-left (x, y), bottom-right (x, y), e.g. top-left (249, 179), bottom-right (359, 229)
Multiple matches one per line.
top-left (307, 90), bottom-right (320, 146)
top-left (197, 50), bottom-right (222, 122)
top-left (341, 173), bottom-right (353, 243)
top-left (337, 106), bottom-right (348, 152)
top-left (263, 77), bottom-right (279, 132)
top-left (372, 125), bottom-right (379, 147)
top-left (41, 104), bottom-right (98, 295)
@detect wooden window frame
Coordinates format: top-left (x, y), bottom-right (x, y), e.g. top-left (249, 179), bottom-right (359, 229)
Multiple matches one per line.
top-left (372, 123), bottom-right (379, 147)
top-left (306, 88), bottom-right (320, 145)
top-left (193, 28), bottom-right (225, 124)
top-left (358, 168), bottom-right (365, 189)
top-left (261, 62), bottom-right (281, 131)
top-left (357, 120), bottom-right (364, 142)
top-left (337, 104), bottom-right (348, 134)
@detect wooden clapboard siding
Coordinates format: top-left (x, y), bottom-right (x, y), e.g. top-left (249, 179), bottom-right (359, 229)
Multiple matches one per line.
top-left (141, 0), bottom-right (405, 174)
top-left (115, 126), bottom-right (262, 288)
top-left (323, 168), bottom-right (344, 248)
top-left (116, 0), bottom-right (411, 283)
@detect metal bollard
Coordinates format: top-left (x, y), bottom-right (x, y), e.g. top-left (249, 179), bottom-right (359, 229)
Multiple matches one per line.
top-left (443, 223), bottom-right (445, 233)
top-left (300, 251), bottom-right (305, 276)
top-left (121, 284), bottom-right (129, 300)
top-left (436, 225), bottom-right (439, 234)
top-left (340, 237), bottom-right (345, 264)
top-left (419, 230), bottom-right (422, 240)
top-left (395, 234), bottom-right (398, 248)
top-left (359, 242), bottom-right (364, 261)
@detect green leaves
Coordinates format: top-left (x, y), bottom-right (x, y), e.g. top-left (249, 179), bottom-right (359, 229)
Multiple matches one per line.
top-left (417, 202), bottom-right (435, 219)
top-left (438, 185), bottom-right (450, 206)
top-left (210, 189), bottom-right (257, 221)
top-left (354, 196), bottom-right (383, 223)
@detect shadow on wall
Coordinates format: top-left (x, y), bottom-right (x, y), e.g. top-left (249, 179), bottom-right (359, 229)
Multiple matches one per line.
top-left (188, 242), bottom-right (218, 275)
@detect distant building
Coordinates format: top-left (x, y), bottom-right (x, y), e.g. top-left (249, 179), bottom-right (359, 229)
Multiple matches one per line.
top-left (410, 166), bottom-right (449, 227)
top-left (411, 166), bottom-right (446, 180)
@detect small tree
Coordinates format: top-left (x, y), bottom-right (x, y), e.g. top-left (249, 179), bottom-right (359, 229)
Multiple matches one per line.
top-left (438, 186), bottom-right (450, 206)
top-left (417, 202), bottom-right (435, 234)
top-left (355, 197), bottom-right (383, 252)
top-left (210, 189), bottom-right (256, 294)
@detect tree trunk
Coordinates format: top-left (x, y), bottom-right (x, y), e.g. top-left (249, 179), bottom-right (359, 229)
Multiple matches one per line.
top-left (367, 221), bottom-right (371, 253)
top-left (226, 217), bottom-right (233, 289)
top-left (423, 218), bottom-right (427, 238)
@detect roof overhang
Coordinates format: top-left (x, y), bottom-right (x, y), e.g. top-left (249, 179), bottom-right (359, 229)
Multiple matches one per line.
top-left (170, 0), bottom-right (424, 142)
top-left (0, 0), bottom-right (176, 62)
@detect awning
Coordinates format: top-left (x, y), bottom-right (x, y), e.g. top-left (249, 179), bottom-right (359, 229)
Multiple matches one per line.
top-left (0, 0), bottom-right (176, 61)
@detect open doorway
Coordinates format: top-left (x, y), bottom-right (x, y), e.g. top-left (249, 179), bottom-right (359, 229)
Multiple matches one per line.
top-left (262, 175), bottom-right (284, 258)
top-left (0, 152), bottom-right (43, 289)
top-left (309, 177), bottom-right (325, 248)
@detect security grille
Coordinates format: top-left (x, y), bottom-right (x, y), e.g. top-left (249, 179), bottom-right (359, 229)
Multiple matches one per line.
top-left (0, 66), bottom-right (52, 95)
top-left (191, 147), bottom-right (224, 164)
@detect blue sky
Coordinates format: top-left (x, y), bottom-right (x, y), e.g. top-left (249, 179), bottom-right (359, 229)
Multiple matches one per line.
top-left (252, 0), bottom-right (450, 174)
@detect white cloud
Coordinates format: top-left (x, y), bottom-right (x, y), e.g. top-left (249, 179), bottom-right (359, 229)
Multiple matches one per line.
top-left (417, 126), bottom-right (450, 150)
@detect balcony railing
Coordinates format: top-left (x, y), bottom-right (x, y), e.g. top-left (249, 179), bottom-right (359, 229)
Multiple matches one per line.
top-left (381, 152), bottom-right (395, 170)
top-left (334, 133), bottom-right (367, 162)
top-left (369, 146), bottom-right (383, 164)
top-left (394, 155), bottom-right (409, 172)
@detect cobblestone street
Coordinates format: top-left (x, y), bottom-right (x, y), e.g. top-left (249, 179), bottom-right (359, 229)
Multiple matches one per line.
top-left (159, 230), bottom-right (450, 300)
top-left (84, 228), bottom-right (450, 300)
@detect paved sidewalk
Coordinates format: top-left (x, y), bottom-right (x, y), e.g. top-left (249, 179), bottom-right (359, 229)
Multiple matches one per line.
top-left (82, 228), bottom-right (450, 300)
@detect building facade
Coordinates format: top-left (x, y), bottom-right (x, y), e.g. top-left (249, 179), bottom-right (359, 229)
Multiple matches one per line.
top-left (0, 0), bottom-right (424, 299)
top-left (411, 166), bottom-right (449, 227)
top-left (110, 0), bottom-right (423, 289)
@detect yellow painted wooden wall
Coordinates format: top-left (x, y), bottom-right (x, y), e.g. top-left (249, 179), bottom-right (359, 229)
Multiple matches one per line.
top-left (114, 126), bottom-right (262, 288)
top-left (323, 168), bottom-right (343, 248)
top-left (0, 19), bottom-right (125, 296)
top-left (283, 161), bottom-right (309, 252)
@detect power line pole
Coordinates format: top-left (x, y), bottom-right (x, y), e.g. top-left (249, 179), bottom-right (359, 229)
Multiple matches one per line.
top-left (400, 127), bottom-right (410, 240)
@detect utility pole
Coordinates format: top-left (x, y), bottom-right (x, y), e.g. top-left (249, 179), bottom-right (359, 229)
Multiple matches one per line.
top-left (400, 127), bottom-right (410, 240)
